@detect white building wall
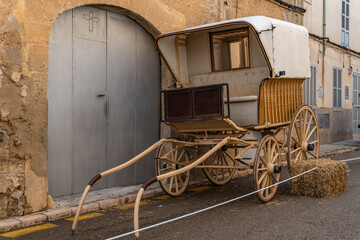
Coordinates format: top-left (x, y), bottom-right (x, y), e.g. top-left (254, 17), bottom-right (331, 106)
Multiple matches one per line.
top-left (303, 0), bottom-right (360, 142)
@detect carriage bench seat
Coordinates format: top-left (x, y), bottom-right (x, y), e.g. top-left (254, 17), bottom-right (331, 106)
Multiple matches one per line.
top-left (225, 96), bottom-right (258, 127)
top-left (162, 84), bottom-right (258, 128)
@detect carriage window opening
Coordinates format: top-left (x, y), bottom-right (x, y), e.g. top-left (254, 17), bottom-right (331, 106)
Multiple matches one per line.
top-left (211, 29), bottom-right (250, 71)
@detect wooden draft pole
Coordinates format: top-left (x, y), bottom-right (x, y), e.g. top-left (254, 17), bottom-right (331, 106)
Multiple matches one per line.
top-left (71, 138), bottom-right (171, 234)
top-left (133, 137), bottom-right (236, 239)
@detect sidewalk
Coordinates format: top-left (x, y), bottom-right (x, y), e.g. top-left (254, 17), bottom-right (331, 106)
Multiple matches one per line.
top-left (1, 140), bottom-right (359, 233)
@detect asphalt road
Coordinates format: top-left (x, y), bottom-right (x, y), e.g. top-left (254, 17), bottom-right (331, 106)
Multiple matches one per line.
top-left (1, 151), bottom-right (360, 240)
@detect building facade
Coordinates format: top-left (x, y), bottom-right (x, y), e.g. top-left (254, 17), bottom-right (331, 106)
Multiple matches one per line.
top-left (303, 0), bottom-right (360, 143)
top-left (0, 0), bottom-right (346, 219)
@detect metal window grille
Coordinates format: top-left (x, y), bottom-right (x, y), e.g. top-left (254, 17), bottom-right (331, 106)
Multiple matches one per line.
top-left (303, 65), bottom-right (317, 108)
top-left (345, 85), bottom-right (349, 100)
top-left (353, 73), bottom-right (360, 135)
top-left (333, 67), bottom-right (342, 109)
top-left (341, 0), bottom-right (350, 48)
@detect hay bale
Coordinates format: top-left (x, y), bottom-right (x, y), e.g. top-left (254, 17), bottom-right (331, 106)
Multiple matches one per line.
top-left (290, 158), bottom-right (348, 198)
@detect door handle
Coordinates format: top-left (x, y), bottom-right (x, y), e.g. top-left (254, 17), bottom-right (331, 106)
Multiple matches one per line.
top-left (97, 93), bottom-right (105, 98)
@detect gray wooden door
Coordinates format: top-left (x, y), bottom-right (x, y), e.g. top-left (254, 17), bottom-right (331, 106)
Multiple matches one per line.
top-left (48, 6), bottom-right (160, 197)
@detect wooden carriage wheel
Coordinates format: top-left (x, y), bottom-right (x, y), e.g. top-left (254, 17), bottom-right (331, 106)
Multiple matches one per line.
top-left (254, 135), bottom-right (281, 202)
top-left (202, 147), bottom-right (236, 185)
top-left (156, 141), bottom-right (190, 196)
top-left (287, 105), bottom-right (319, 171)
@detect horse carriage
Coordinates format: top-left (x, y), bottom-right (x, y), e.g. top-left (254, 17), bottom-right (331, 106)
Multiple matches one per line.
top-left (72, 16), bottom-right (319, 238)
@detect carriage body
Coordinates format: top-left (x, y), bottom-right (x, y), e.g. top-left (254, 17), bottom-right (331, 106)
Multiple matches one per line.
top-left (157, 16), bottom-right (310, 132)
top-left (154, 16), bottom-right (319, 201)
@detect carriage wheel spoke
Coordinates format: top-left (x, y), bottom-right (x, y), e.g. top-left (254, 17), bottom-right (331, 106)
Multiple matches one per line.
top-left (203, 148), bottom-right (235, 185)
top-left (291, 136), bottom-right (301, 147)
top-left (268, 175), bottom-right (273, 193)
top-left (178, 174), bottom-right (184, 185)
top-left (295, 149), bottom-right (302, 162)
top-left (221, 154), bottom-right (226, 180)
top-left (157, 142), bottom-right (190, 197)
top-left (294, 123), bottom-right (302, 142)
top-left (305, 126), bottom-right (317, 142)
top-left (269, 173), bottom-right (277, 182)
top-left (260, 156), bottom-right (268, 167)
top-left (265, 177), bottom-right (270, 196)
top-left (272, 153), bottom-right (280, 164)
top-left (255, 136), bottom-right (280, 202)
top-left (310, 139), bottom-right (319, 144)
top-left (258, 171), bottom-right (267, 184)
top-left (177, 150), bottom-right (184, 162)
top-left (261, 174), bottom-right (268, 190)
top-left (159, 166), bottom-right (172, 172)
top-left (169, 176), bottom-right (174, 192)
top-left (304, 115), bottom-right (313, 137)
top-left (302, 151), bottom-right (308, 160)
top-left (299, 112), bottom-right (304, 138)
top-left (302, 110), bottom-right (308, 137)
top-left (308, 151), bottom-right (317, 158)
top-left (270, 143), bottom-right (276, 158)
top-left (175, 175), bottom-right (179, 193)
top-left (291, 147), bottom-right (302, 154)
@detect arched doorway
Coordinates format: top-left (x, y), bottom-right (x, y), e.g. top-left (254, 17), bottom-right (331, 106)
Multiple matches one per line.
top-left (48, 6), bottom-right (160, 197)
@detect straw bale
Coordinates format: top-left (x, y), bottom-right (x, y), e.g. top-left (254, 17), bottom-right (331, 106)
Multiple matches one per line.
top-left (290, 158), bottom-right (348, 198)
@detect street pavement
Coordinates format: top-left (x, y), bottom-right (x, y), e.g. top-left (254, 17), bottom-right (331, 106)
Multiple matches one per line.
top-left (1, 150), bottom-right (359, 240)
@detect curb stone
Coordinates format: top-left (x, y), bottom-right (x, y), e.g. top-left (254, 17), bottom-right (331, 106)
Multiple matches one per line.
top-left (0, 219), bottom-right (22, 233)
top-left (0, 146), bottom-right (359, 234)
top-left (15, 213), bottom-right (48, 228)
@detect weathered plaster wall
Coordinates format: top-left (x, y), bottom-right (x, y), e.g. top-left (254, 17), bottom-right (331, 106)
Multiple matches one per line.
top-left (305, 0), bottom-right (360, 141)
top-left (0, 0), bottom-right (303, 218)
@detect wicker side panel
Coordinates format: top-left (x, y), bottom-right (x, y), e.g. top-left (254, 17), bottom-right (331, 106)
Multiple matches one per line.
top-left (259, 78), bottom-right (304, 125)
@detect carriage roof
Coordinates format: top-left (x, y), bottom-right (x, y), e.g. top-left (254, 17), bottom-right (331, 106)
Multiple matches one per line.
top-left (156, 16), bottom-right (311, 80)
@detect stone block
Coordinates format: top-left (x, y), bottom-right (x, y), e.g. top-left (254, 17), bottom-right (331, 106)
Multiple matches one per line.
top-left (47, 195), bottom-right (55, 209)
top-left (81, 202), bottom-right (100, 214)
top-left (98, 198), bottom-right (120, 210)
top-left (24, 161), bottom-right (47, 214)
top-left (28, 44), bottom-right (49, 72)
top-left (43, 208), bottom-right (71, 222)
top-left (70, 206), bottom-right (78, 216)
top-left (11, 72), bottom-right (21, 83)
top-left (142, 188), bottom-right (163, 199)
top-left (120, 194), bottom-right (137, 204)
top-left (0, 159), bottom-right (8, 173)
top-left (69, 202), bottom-right (100, 216)
top-left (16, 213), bottom-right (48, 228)
top-left (0, 196), bottom-right (8, 218)
top-left (0, 219), bottom-right (21, 233)
top-left (0, 178), bottom-right (13, 193)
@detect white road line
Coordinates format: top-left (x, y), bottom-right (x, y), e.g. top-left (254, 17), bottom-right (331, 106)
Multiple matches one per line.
top-left (106, 167), bottom-right (317, 240)
top-left (107, 156), bottom-right (360, 239)
top-left (340, 157), bottom-right (360, 162)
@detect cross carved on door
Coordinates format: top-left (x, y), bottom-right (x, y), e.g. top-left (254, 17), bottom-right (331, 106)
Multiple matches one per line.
top-left (82, 11), bottom-right (99, 32)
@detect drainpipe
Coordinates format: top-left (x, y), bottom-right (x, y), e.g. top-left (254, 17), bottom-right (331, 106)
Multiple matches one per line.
top-left (321, 0), bottom-right (326, 106)
top-left (323, 0), bottom-right (326, 58)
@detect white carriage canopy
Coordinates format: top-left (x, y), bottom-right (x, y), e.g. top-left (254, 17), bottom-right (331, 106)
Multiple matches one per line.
top-left (156, 16), bottom-right (311, 85)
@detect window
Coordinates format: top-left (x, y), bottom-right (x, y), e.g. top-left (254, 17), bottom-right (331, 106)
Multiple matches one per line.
top-left (303, 65), bottom-right (317, 108)
top-left (341, 0), bottom-right (350, 47)
top-left (333, 67), bottom-right (342, 109)
top-left (211, 29), bottom-right (250, 71)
